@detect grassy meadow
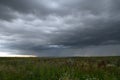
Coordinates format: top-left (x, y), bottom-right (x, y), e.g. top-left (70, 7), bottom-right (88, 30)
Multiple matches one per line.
top-left (0, 57), bottom-right (119, 80)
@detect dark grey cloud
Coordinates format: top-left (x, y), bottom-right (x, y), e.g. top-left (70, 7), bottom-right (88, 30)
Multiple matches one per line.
top-left (0, 0), bottom-right (120, 56)
top-left (0, 0), bottom-right (71, 20)
top-left (0, 5), bottom-right (17, 21)
top-left (54, 19), bottom-right (120, 47)
top-left (1, 0), bottom-right (119, 20)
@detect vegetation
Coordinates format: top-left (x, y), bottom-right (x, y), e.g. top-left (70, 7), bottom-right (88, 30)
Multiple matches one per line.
top-left (0, 56), bottom-right (120, 80)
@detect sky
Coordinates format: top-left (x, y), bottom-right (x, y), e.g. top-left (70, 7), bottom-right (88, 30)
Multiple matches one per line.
top-left (0, 0), bottom-right (120, 57)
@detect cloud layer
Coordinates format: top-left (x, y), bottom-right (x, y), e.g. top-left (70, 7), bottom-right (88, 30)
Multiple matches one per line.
top-left (0, 0), bottom-right (120, 56)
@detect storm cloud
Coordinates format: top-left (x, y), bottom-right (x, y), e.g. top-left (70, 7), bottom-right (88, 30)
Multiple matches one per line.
top-left (0, 0), bottom-right (120, 56)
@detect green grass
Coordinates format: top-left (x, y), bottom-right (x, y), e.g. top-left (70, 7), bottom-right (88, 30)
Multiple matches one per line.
top-left (0, 57), bottom-right (119, 80)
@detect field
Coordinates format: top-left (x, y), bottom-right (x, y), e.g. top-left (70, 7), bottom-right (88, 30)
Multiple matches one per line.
top-left (0, 57), bottom-right (120, 80)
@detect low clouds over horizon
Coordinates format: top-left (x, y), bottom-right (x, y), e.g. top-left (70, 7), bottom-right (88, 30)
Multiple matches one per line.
top-left (0, 0), bottom-right (120, 56)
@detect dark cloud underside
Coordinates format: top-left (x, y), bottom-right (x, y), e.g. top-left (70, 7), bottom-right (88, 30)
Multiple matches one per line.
top-left (0, 0), bottom-right (120, 56)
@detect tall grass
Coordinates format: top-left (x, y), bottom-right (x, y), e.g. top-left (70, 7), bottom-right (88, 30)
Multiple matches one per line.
top-left (0, 57), bottom-right (119, 80)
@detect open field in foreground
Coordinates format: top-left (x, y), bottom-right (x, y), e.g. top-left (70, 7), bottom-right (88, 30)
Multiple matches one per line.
top-left (0, 57), bottom-right (120, 80)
